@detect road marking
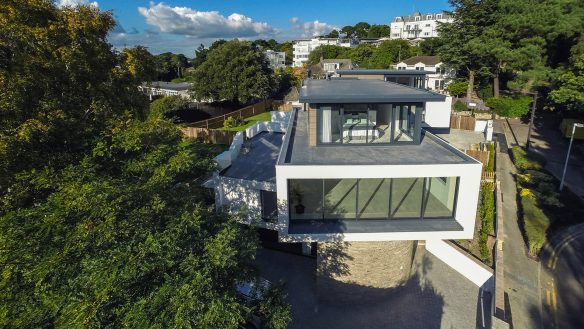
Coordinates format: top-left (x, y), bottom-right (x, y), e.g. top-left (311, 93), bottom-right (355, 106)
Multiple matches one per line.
top-left (551, 281), bottom-right (557, 312)
top-left (546, 289), bottom-right (551, 305)
top-left (548, 231), bottom-right (584, 270)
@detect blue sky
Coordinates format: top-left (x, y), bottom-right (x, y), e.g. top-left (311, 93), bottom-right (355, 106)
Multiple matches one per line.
top-left (57, 0), bottom-right (453, 56)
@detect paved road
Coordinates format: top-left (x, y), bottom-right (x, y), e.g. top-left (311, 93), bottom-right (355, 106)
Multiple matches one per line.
top-left (496, 121), bottom-right (543, 329)
top-left (540, 224), bottom-right (584, 329)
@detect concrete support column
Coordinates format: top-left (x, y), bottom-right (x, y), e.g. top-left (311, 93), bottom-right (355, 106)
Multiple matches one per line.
top-left (316, 240), bottom-right (416, 303)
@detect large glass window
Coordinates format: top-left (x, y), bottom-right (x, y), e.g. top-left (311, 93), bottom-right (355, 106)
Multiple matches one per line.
top-left (393, 104), bottom-right (416, 142)
top-left (317, 105), bottom-right (342, 144)
top-left (324, 179), bottom-right (357, 219)
top-left (342, 104), bottom-right (369, 144)
top-left (289, 179), bottom-right (323, 220)
top-left (390, 178), bottom-right (424, 218)
top-left (358, 179), bottom-right (390, 219)
top-left (316, 103), bottom-right (421, 145)
top-left (423, 177), bottom-right (457, 218)
top-left (288, 177), bottom-right (458, 221)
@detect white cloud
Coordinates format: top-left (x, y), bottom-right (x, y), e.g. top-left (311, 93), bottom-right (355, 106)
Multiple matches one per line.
top-left (289, 17), bottom-right (338, 37)
top-left (138, 2), bottom-right (275, 38)
top-left (56, 0), bottom-right (98, 8)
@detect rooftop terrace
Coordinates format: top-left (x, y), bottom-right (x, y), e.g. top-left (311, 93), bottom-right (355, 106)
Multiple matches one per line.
top-left (220, 132), bottom-right (283, 183)
top-left (279, 109), bottom-right (475, 166)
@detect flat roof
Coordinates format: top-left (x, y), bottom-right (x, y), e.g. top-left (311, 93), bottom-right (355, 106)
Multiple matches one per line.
top-left (299, 79), bottom-right (445, 103)
top-left (337, 69), bottom-right (434, 76)
top-left (142, 81), bottom-right (192, 91)
top-left (221, 132), bottom-right (283, 183)
top-left (279, 110), bottom-right (478, 166)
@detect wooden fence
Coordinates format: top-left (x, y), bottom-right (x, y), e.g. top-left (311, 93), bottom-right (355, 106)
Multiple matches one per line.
top-left (180, 127), bottom-right (237, 144)
top-left (188, 99), bottom-right (287, 129)
top-left (451, 114), bottom-right (476, 131)
top-left (466, 149), bottom-right (490, 167)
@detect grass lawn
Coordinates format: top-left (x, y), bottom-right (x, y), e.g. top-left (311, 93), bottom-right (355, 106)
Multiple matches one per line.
top-left (219, 112), bottom-right (271, 132)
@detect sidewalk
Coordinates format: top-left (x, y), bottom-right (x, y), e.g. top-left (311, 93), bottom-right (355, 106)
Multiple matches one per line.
top-left (496, 120), bottom-right (543, 329)
top-left (502, 112), bottom-right (584, 198)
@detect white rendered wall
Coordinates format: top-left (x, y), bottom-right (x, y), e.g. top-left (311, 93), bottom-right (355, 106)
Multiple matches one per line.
top-left (424, 96), bottom-right (452, 128)
top-left (426, 239), bottom-right (493, 287)
top-left (275, 161), bottom-right (482, 242)
top-left (216, 176), bottom-right (279, 230)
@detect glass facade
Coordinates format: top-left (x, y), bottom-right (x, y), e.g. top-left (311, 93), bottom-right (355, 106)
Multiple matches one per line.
top-left (316, 103), bottom-right (421, 145)
top-left (288, 177), bottom-right (458, 221)
top-left (260, 190), bottom-right (278, 221)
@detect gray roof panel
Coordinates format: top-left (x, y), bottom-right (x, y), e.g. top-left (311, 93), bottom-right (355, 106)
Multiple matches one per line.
top-left (299, 79), bottom-right (446, 103)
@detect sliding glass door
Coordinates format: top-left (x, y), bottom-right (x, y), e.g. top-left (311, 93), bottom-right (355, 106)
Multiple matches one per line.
top-left (317, 103), bottom-right (421, 145)
top-left (288, 177), bottom-right (458, 221)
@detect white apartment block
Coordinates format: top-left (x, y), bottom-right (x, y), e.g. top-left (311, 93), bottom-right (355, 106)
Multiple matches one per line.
top-left (390, 11), bottom-right (453, 40)
top-left (292, 38), bottom-right (358, 67)
top-left (264, 50), bottom-right (286, 69)
top-left (395, 56), bottom-right (456, 94)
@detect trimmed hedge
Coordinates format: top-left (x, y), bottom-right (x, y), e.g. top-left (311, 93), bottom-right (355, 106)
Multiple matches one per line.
top-left (478, 183), bottom-right (495, 261)
top-left (520, 195), bottom-right (550, 255)
top-left (485, 143), bottom-right (495, 172)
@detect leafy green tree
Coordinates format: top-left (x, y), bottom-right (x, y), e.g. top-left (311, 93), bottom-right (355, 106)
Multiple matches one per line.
top-left (418, 38), bottom-right (444, 56)
top-left (155, 52), bottom-right (190, 81)
top-left (307, 45), bottom-right (351, 65)
top-left (120, 46), bottom-right (157, 83)
top-left (438, 0), bottom-right (498, 99)
top-left (192, 43), bottom-right (209, 68)
top-left (191, 40), bottom-right (274, 104)
top-left (340, 25), bottom-right (355, 38)
top-left (367, 40), bottom-right (414, 69)
top-left (148, 95), bottom-right (190, 119)
top-left (0, 2), bottom-right (290, 328)
top-left (349, 44), bottom-right (375, 67)
top-left (367, 25), bottom-right (391, 38)
top-left (353, 22), bottom-right (371, 38)
top-left (278, 41), bottom-right (294, 66)
top-left (486, 96), bottom-right (532, 117)
top-left (325, 29), bottom-right (340, 38)
top-left (550, 36), bottom-right (584, 111)
top-left (447, 80), bottom-right (469, 97)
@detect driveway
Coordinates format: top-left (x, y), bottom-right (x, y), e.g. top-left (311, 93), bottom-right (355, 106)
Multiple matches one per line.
top-left (256, 247), bottom-right (483, 329)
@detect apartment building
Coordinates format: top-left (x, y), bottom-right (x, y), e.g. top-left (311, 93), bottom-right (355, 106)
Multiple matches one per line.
top-left (264, 50), bottom-right (286, 69)
top-left (292, 38), bottom-right (358, 67)
top-left (390, 11), bottom-right (453, 40)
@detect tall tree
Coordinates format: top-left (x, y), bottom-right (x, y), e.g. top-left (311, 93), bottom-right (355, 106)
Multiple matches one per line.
top-left (191, 40), bottom-right (274, 104)
top-left (438, 0), bottom-right (498, 99)
top-left (367, 25), bottom-right (391, 38)
top-left (306, 45), bottom-right (351, 65)
top-left (0, 2), bottom-right (290, 328)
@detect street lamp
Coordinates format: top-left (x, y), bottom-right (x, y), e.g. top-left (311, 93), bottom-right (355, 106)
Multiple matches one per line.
top-left (559, 122), bottom-right (584, 191)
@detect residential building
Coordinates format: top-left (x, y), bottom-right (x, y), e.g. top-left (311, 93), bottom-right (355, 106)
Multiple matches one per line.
top-left (293, 38), bottom-right (358, 67)
top-left (390, 11), bottom-right (453, 40)
top-left (394, 56), bottom-right (456, 94)
top-left (139, 81), bottom-right (192, 100)
top-left (264, 50), bottom-right (286, 69)
top-left (308, 59), bottom-right (354, 79)
top-left (208, 75), bottom-right (481, 293)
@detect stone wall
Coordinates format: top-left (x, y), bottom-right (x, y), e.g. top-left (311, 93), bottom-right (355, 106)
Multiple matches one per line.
top-left (316, 240), bottom-right (416, 303)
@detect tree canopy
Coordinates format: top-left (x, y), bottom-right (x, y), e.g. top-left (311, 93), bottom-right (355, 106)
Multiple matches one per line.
top-left (190, 40), bottom-right (275, 104)
top-left (0, 2), bottom-right (290, 328)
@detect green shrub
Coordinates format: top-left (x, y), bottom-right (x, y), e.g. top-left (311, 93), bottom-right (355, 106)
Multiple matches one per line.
top-left (223, 116), bottom-right (244, 129)
top-left (511, 146), bottom-right (544, 171)
top-left (477, 183), bottom-right (495, 262)
top-left (453, 100), bottom-right (468, 112)
top-left (479, 232), bottom-right (490, 261)
top-left (447, 80), bottom-right (469, 97)
top-left (486, 96), bottom-right (532, 118)
top-left (520, 195), bottom-right (550, 255)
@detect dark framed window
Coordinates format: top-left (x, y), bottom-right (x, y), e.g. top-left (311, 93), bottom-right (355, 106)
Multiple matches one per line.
top-left (316, 103), bottom-right (422, 145)
top-left (288, 177), bottom-right (458, 221)
top-left (260, 190), bottom-right (278, 221)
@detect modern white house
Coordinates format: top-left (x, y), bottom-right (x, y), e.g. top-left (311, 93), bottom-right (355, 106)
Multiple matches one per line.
top-left (264, 50), bottom-right (286, 69)
top-left (395, 56), bottom-right (456, 94)
top-left (293, 38), bottom-right (358, 67)
top-left (139, 81), bottom-right (192, 100)
top-left (390, 11), bottom-right (453, 40)
top-left (208, 75), bottom-right (487, 299)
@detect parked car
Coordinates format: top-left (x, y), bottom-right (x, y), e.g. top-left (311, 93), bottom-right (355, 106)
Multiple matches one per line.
top-left (236, 277), bottom-right (273, 329)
